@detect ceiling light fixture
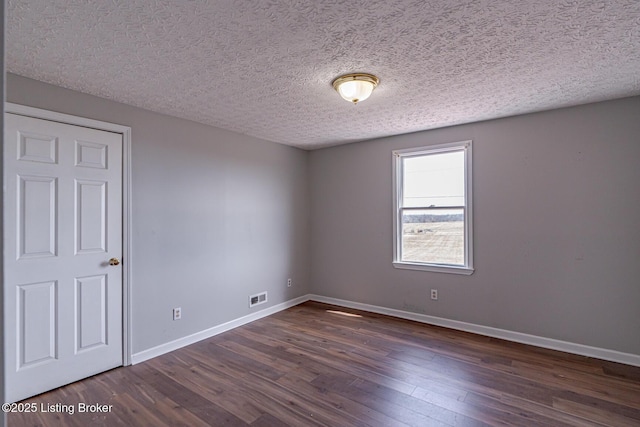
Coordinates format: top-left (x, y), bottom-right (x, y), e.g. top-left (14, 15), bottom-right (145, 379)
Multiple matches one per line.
top-left (332, 73), bottom-right (379, 104)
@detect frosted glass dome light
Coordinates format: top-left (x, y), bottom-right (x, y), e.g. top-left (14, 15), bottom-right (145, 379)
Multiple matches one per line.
top-left (332, 73), bottom-right (379, 104)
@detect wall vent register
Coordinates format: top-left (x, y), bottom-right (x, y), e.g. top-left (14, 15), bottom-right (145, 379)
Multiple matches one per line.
top-left (249, 291), bottom-right (268, 308)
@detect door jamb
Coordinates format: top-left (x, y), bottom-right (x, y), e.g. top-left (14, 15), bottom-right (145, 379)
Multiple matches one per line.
top-left (4, 102), bottom-right (134, 366)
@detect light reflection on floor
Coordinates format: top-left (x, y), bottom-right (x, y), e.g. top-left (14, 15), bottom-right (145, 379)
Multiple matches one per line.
top-left (326, 310), bottom-right (363, 318)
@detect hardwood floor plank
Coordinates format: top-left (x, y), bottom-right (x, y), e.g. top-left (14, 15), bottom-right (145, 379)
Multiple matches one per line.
top-left (147, 351), bottom-right (264, 424)
top-left (233, 370), bottom-right (368, 427)
top-left (171, 343), bottom-right (333, 426)
top-left (508, 360), bottom-right (640, 408)
top-left (429, 354), bottom-right (556, 405)
top-left (129, 363), bottom-right (247, 426)
top-left (463, 392), bottom-right (575, 427)
top-left (187, 340), bottom-right (285, 381)
top-left (149, 397), bottom-right (213, 427)
top-left (276, 371), bottom-right (412, 427)
top-left (497, 394), bottom-right (604, 427)
top-left (249, 413), bottom-right (291, 427)
top-left (410, 383), bottom-right (469, 411)
top-left (553, 389), bottom-right (640, 423)
top-left (350, 377), bottom-right (487, 427)
top-left (104, 392), bottom-right (172, 427)
top-left (282, 336), bottom-right (419, 395)
top-left (223, 331), bottom-right (326, 382)
top-left (602, 360), bottom-right (640, 382)
top-left (268, 312), bottom-right (409, 359)
top-left (310, 374), bottom-right (454, 427)
top-left (240, 319), bottom-right (420, 396)
top-left (8, 301), bottom-right (640, 426)
top-left (552, 397), bottom-right (639, 426)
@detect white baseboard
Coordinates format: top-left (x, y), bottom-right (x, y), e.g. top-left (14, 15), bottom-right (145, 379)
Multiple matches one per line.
top-left (131, 293), bottom-right (640, 368)
top-left (131, 295), bottom-right (310, 364)
top-left (307, 294), bottom-right (640, 367)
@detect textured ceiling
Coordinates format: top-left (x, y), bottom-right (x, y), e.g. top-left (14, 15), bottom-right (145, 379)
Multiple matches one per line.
top-left (7, 0), bottom-right (640, 149)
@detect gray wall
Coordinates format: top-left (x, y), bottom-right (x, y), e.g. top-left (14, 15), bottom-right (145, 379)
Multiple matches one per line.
top-left (310, 96), bottom-right (640, 356)
top-left (7, 73), bottom-right (311, 354)
top-left (1, 1), bottom-right (6, 422)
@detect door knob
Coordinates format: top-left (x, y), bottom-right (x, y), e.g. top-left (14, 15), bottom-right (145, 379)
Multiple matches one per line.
top-left (109, 258), bottom-right (121, 266)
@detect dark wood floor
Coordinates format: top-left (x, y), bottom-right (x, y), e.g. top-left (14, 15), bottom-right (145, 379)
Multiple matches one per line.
top-left (9, 301), bottom-right (640, 426)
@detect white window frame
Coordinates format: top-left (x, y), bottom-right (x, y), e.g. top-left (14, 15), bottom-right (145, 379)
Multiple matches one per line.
top-left (392, 140), bottom-right (474, 275)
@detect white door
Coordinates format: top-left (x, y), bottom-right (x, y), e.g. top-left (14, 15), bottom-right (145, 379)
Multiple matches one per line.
top-left (4, 113), bottom-right (123, 402)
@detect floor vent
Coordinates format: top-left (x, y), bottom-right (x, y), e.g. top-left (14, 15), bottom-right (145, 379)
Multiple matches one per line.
top-left (249, 291), bottom-right (268, 308)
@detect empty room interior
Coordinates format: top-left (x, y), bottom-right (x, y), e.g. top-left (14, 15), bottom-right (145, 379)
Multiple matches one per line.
top-left (2, 1), bottom-right (640, 426)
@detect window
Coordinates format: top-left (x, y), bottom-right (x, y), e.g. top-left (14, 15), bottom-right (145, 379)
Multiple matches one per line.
top-left (393, 141), bottom-right (473, 274)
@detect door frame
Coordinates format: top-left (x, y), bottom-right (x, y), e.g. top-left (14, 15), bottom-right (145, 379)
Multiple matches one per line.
top-left (4, 102), bottom-right (133, 366)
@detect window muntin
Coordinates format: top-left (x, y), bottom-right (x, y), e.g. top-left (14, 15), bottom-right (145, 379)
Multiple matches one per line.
top-left (393, 141), bottom-right (473, 274)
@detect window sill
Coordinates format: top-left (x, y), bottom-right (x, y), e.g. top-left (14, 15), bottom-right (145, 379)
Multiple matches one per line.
top-left (392, 261), bottom-right (474, 275)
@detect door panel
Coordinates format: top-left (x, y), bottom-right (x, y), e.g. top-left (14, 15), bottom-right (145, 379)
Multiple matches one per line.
top-left (17, 281), bottom-right (57, 368)
top-left (4, 113), bottom-right (123, 402)
top-left (18, 175), bottom-right (57, 259)
top-left (18, 132), bottom-right (58, 164)
top-left (75, 274), bottom-right (108, 352)
top-left (75, 140), bottom-right (108, 169)
top-left (75, 180), bottom-right (107, 254)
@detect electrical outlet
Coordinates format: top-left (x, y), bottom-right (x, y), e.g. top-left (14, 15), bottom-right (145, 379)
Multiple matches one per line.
top-left (287, 278), bottom-right (292, 287)
top-left (173, 307), bottom-right (182, 320)
top-left (430, 289), bottom-right (438, 301)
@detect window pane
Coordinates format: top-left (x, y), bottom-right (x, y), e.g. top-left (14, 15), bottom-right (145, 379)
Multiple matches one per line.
top-left (402, 151), bottom-right (464, 207)
top-left (401, 208), bottom-right (464, 265)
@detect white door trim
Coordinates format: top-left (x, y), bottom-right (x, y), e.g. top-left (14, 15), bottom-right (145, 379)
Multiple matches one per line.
top-left (5, 102), bottom-right (133, 366)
